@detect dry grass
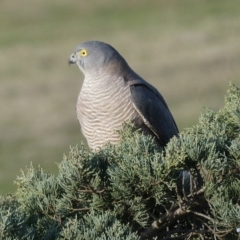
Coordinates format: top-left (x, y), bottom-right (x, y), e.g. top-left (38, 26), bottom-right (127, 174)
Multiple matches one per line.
top-left (0, 0), bottom-right (240, 193)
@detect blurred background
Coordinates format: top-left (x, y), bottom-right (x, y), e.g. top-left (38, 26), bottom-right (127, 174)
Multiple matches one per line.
top-left (0, 0), bottom-right (240, 194)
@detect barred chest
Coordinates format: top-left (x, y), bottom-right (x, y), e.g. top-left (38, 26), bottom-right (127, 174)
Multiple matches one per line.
top-left (76, 75), bottom-right (139, 150)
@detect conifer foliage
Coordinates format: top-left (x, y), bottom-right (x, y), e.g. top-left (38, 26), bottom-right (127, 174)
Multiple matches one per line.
top-left (0, 83), bottom-right (240, 239)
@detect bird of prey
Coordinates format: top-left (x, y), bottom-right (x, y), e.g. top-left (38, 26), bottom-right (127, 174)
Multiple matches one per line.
top-left (68, 41), bottom-right (178, 150)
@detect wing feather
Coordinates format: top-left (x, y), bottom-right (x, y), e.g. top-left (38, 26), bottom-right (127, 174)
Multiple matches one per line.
top-left (130, 83), bottom-right (178, 146)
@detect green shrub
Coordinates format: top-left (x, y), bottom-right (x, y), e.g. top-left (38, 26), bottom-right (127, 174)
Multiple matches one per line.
top-left (0, 83), bottom-right (240, 239)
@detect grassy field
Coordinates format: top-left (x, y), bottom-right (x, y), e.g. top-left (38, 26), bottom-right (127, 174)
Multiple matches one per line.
top-left (0, 0), bottom-right (240, 194)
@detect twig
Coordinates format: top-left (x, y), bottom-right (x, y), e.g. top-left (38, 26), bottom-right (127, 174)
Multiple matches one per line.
top-left (72, 207), bottom-right (90, 212)
top-left (158, 228), bottom-right (211, 236)
top-left (78, 188), bottom-right (105, 194)
top-left (140, 205), bottom-right (189, 239)
top-left (187, 210), bottom-right (215, 222)
top-left (140, 189), bottom-right (208, 239)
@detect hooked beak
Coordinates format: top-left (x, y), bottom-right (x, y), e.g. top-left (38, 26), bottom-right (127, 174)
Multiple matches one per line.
top-left (68, 53), bottom-right (77, 66)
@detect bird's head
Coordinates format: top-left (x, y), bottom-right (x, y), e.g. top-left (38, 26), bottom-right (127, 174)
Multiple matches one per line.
top-left (68, 41), bottom-right (129, 76)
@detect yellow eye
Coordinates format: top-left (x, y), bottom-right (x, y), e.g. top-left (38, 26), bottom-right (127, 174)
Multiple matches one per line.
top-left (79, 49), bottom-right (88, 57)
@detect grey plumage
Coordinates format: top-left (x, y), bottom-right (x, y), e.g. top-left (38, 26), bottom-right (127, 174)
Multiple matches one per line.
top-left (68, 41), bottom-right (178, 150)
